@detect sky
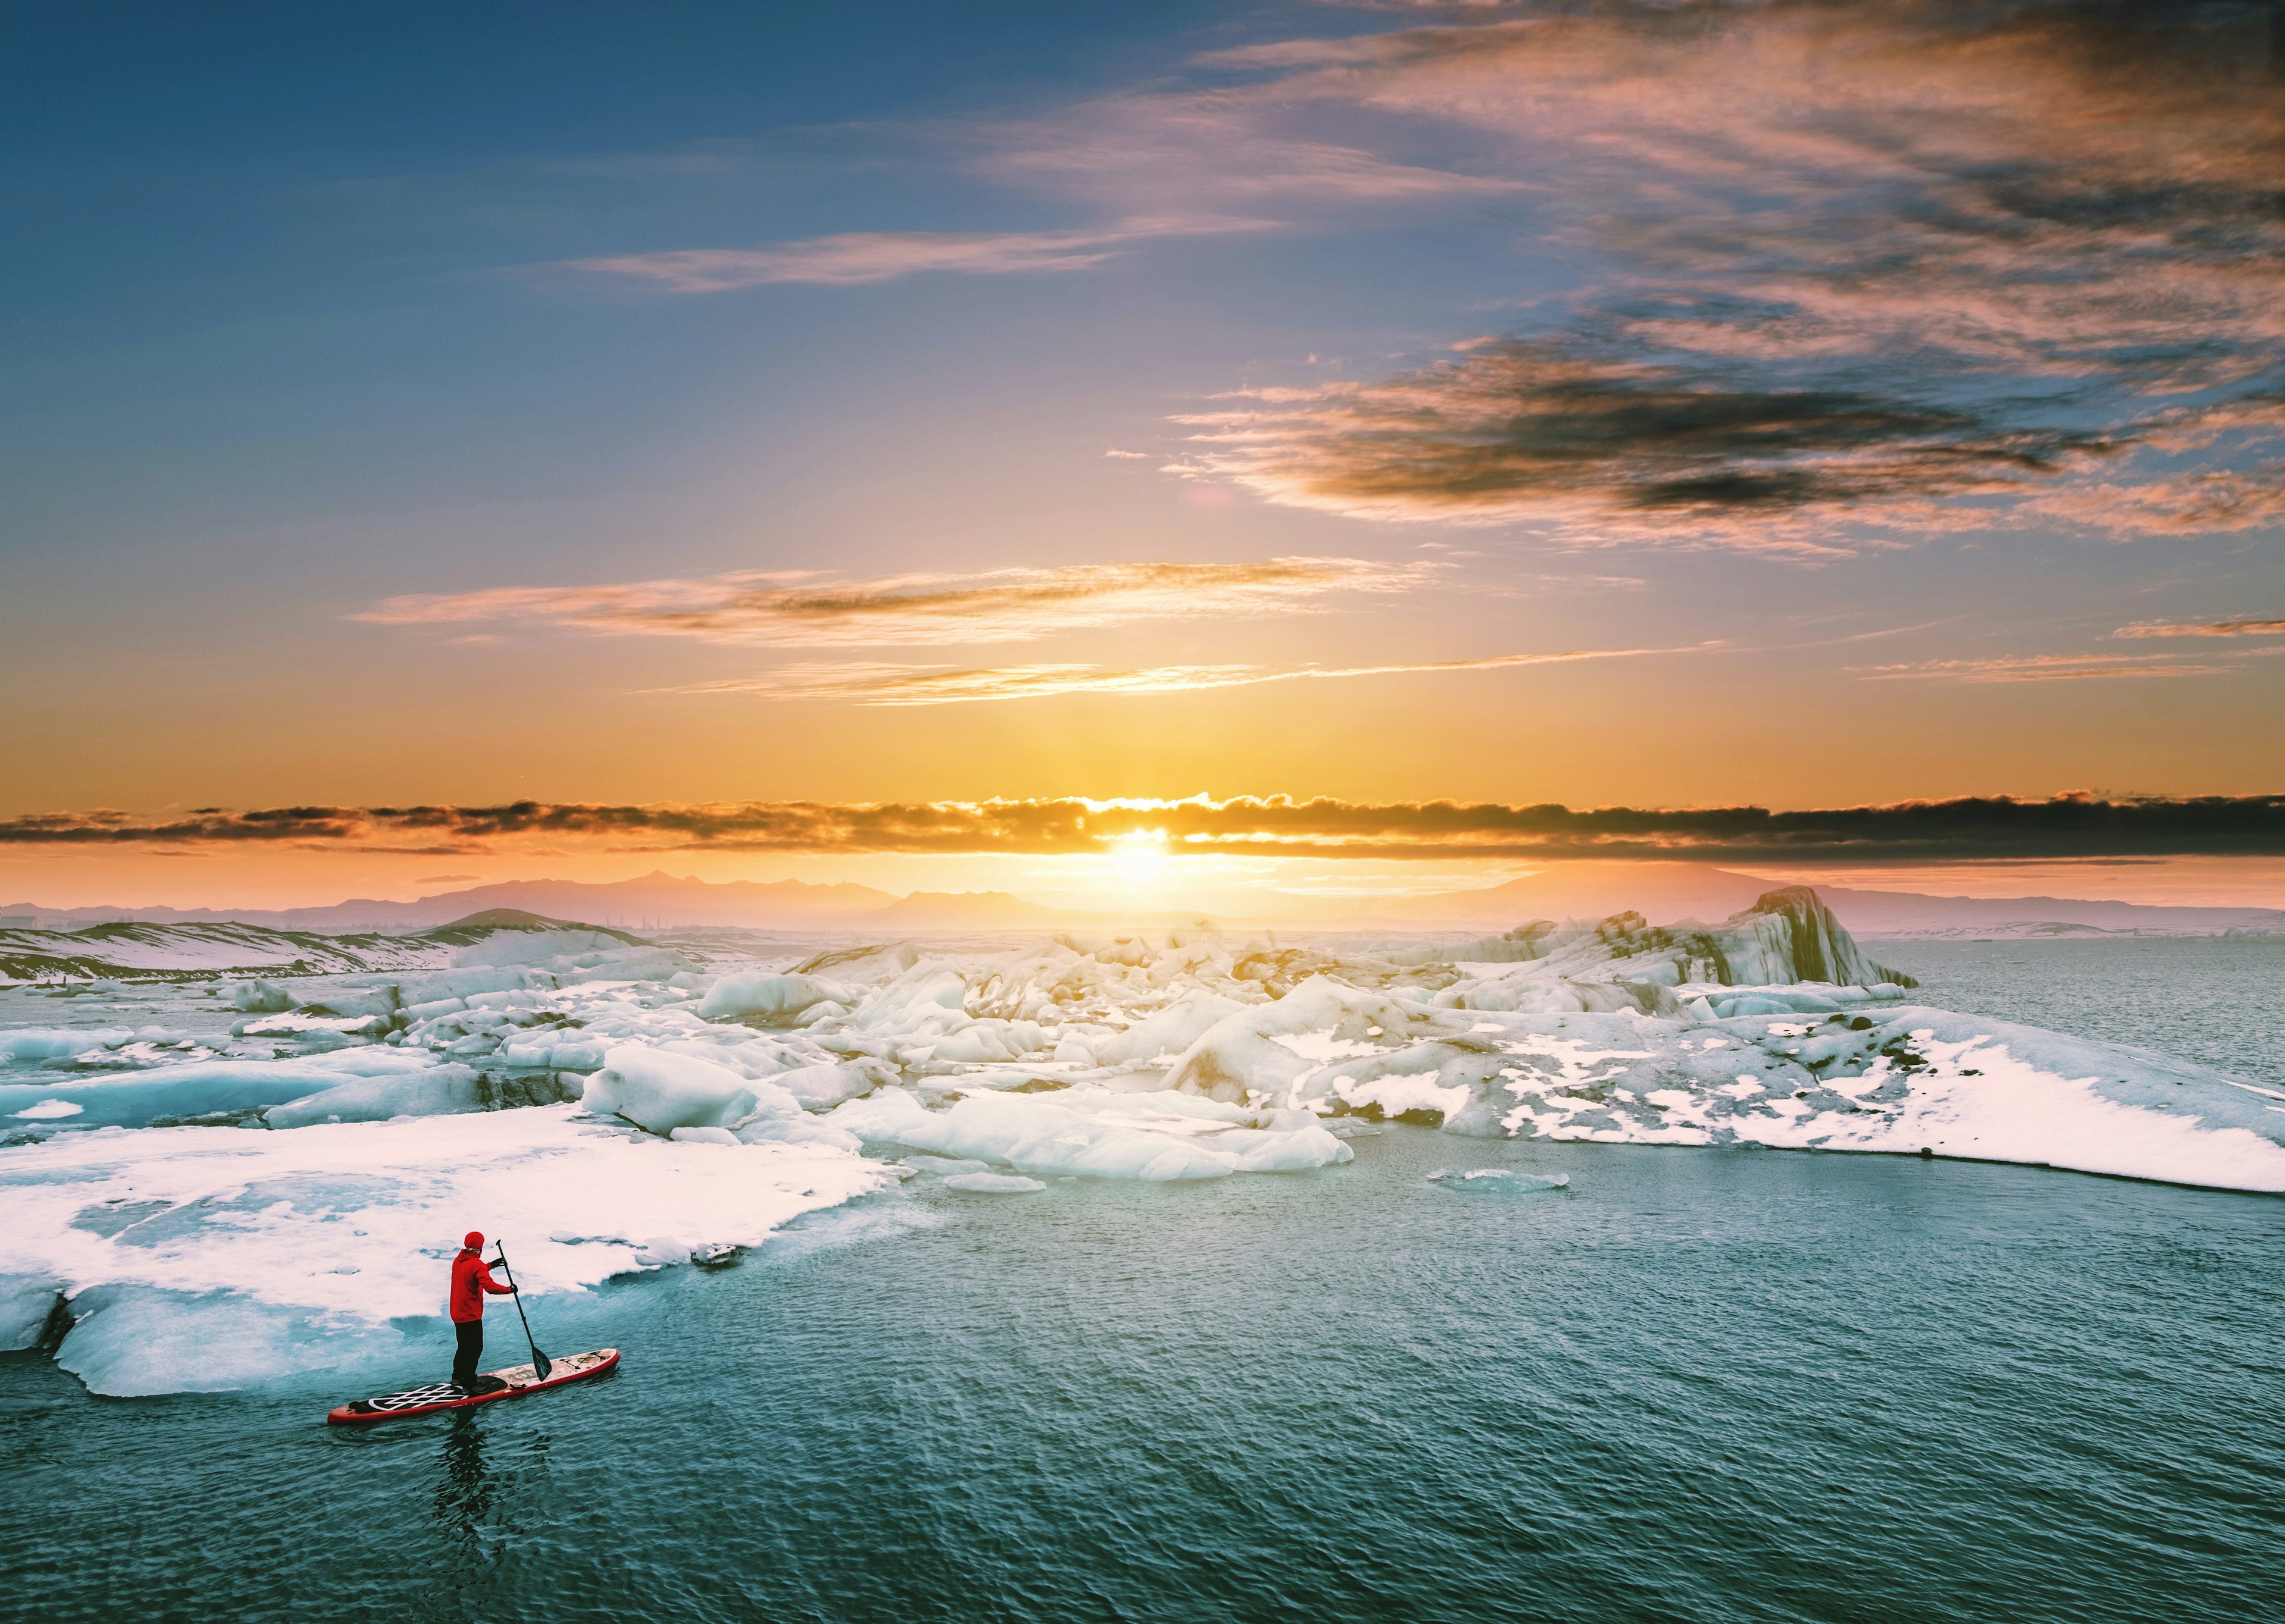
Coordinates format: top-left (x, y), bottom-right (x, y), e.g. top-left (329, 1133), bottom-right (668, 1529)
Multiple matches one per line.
top-left (4, 1), bottom-right (2282, 910)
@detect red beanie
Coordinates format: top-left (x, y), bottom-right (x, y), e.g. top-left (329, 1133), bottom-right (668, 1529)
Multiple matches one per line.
top-left (464, 1230), bottom-right (484, 1249)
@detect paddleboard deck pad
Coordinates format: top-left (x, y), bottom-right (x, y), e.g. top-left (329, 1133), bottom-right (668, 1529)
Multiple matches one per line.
top-left (326, 1349), bottom-right (619, 1425)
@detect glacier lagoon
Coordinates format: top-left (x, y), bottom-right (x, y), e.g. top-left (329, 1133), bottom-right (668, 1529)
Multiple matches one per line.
top-left (3, 907), bottom-right (2283, 1618)
top-left (5, 1118), bottom-right (2282, 1621)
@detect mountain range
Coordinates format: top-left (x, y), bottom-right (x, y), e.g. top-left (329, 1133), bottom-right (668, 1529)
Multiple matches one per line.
top-left (7, 862), bottom-right (2282, 938)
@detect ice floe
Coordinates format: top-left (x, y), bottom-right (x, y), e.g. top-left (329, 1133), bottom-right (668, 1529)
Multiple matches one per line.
top-left (0, 1105), bottom-right (884, 1394)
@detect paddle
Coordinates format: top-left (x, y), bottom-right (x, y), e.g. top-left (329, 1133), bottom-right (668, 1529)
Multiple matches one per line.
top-left (492, 1243), bottom-right (552, 1382)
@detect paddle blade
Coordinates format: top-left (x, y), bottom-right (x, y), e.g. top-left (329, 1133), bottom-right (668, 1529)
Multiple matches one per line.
top-left (532, 1348), bottom-right (553, 1381)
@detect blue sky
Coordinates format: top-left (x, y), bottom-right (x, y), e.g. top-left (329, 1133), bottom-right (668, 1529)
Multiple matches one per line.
top-left (4, 1), bottom-right (2281, 902)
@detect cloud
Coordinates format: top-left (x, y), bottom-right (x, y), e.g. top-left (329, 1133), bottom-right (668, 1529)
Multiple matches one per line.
top-left (8, 794), bottom-right (2281, 863)
top-left (2019, 466), bottom-right (2285, 536)
top-left (1858, 654), bottom-right (2231, 684)
top-left (1096, 2), bottom-right (2285, 545)
top-left (356, 557), bottom-right (1434, 648)
top-left (1168, 339), bottom-right (2112, 549)
top-left (567, 215), bottom-right (1275, 291)
top-left (2115, 618), bottom-right (2285, 641)
top-left (664, 642), bottom-right (1712, 704)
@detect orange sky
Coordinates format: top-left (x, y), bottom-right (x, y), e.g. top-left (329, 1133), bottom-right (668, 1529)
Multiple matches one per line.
top-left (6, 2), bottom-right (2280, 912)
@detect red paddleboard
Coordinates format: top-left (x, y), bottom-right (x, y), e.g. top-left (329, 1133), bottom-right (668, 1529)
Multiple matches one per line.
top-left (326, 1349), bottom-right (619, 1426)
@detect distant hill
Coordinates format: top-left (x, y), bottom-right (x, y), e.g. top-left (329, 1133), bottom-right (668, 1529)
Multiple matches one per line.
top-left (1805, 885), bottom-right (2285, 937)
top-left (10, 862), bottom-right (2282, 938)
top-left (1, 871), bottom-right (897, 932)
top-left (872, 891), bottom-right (1070, 929)
top-left (1366, 863), bottom-right (1776, 927)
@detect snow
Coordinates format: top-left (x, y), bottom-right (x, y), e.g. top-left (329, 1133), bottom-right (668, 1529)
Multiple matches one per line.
top-left (0, 1105), bottom-right (886, 1395)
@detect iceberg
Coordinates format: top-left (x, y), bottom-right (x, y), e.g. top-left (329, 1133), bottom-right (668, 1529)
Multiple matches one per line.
top-left (584, 1044), bottom-right (771, 1133)
top-left (695, 971), bottom-right (857, 1023)
top-left (832, 1086), bottom-right (1352, 1181)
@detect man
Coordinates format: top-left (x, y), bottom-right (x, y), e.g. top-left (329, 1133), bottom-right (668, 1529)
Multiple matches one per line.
top-left (449, 1230), bottom-right (517, 1393)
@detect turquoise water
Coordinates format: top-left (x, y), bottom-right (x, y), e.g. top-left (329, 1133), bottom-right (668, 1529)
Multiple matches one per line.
top-left (5, 941), bottom-right (2284, 1622)
top-left (1874, 938), bottom-right (2285, 1087)
top-left (5, 1128), bottom-right (2282, 1622)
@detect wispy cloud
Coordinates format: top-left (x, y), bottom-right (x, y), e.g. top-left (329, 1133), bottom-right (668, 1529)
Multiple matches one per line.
top-left (663, 642), bottom-right (1712, 704)
top-left (356, 557), bottom-right (1435, 647)
top-left (1859, 654), bottom-right (2231, 684)
top-left (984, 111), bottom-right (1523, 206)
top-left (2020, 467), bottom-right (2285, 537)
top-left (10, 793), bottom-right (2281, 862)
top-left (568, 215), bottom-right (1274, 291)
top-left (2115, 617), bottom-right (2285, 640)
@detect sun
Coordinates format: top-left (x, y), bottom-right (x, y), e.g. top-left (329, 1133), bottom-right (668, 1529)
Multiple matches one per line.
top-left (1109, 831), bottom-right (1170, 889)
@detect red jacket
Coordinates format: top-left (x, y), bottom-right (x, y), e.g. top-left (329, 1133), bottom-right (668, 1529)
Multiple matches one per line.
top-left (449, 1249), bottom-right (515, 1322)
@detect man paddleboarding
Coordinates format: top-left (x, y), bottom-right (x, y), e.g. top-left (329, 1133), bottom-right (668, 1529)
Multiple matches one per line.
top-left (449, 1231), bottom-right (518, 1393)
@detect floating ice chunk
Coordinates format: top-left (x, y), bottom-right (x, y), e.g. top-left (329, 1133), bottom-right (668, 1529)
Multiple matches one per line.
top-left (771, 1059), bottom-right (885, 1109)
top-left (941, 1172), bottom-right (1046, 1193)
top-left (10, 1098), bottom-right (83, 1120)
top-left (731, 1114), bottom-right (862, 1154)
top-left (1426, 1168), bottom-right (1569, 1195)
top-left (54, 1283), bottom-right (422, 1395)
top-left (1092, 995), bottom-right (1249, 1066)
top-left (847, 967), bottom-right (971, 1036)
top-left (1165, 978), bottom-right (1460, 1105)
top-left (583, 1044), bottom-right (762, 1134)
top-left (292, 989), bottom-right (399, 1021)
top-left (2, 1027), bottom-right (134, 1063)
top-left (669, 1126), bottom-right (740, 1146)
top-left (270, 1063), bottom-right (578, 1129)
top-left (0, 1275), bottom-right (61, 1349)
top-left (831, 1087), bottom-right (1350, 1181)
top-left (228, 981), bottom-right (294, 1014)
top-left (451, 929), bottom-right (662, 971)
top-left (235, 1011), bottom-right (391, 1038)
top-left (900, 1155), bottom-right (991, 1175)
top-left (0, 1061), bottom-right (362, 1129)
top-left (696, 971), bottom-right (856, 1023)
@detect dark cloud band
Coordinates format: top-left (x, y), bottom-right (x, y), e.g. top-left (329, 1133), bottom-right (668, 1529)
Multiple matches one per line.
top-left (7, 794), bottom-right (2280, 861)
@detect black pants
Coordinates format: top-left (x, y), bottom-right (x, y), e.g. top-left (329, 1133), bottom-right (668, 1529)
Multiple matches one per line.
top-left (452, 1319), bottom-right (484, 1388)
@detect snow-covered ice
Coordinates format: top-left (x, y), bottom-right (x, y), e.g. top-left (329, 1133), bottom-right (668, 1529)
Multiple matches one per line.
top-left (7, 889), bottom-right (2285, 1395)
top-left (0, 1105), bottom-right (884, 1394)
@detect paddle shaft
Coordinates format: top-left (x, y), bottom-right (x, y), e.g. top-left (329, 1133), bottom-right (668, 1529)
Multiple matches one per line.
top-left (492, 1243), bottom-right (551, 1380)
